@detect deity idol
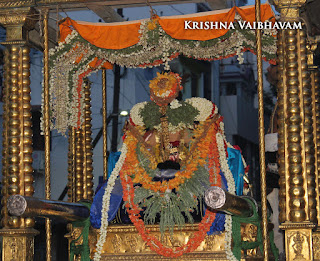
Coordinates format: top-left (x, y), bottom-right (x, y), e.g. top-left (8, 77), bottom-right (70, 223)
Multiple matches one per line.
top-left (91, 72), bottom-right (248, 259)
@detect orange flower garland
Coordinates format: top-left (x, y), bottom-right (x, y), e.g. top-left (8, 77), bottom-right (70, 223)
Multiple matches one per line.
top-left (120, 119), bottom-right (224, 258)
top-left (125, 120), bottom-right (219, 193)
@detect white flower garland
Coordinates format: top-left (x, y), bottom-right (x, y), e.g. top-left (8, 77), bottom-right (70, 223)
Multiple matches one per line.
top-left (186, 97), bottom-right (214, 122)
top-left (169, 99), bottom-right (182, 109)
top-left (93, 144), bottom-right (128, 261)
top-left (130, 101), bottom-right (148, 126)
top-left (216, 131), bottom-right (238, 261)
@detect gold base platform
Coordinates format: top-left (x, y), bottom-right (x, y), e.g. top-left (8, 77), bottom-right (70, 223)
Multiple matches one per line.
top-left (66, 223), bottom-right (262, 260)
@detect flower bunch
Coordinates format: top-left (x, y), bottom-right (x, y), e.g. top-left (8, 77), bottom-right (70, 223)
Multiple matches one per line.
top-left (149, 72), bottom-right (182, 106)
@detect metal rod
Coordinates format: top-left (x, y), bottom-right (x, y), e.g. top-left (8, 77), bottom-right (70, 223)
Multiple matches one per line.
top-left (311, 68), bottom-right (320, 224)
top-left (102, 69), bottom-right (108, 181)
top-left (254, 0), bottom-right (268, 259)
top-left (111, 65), bottom-right (120, 152)
top-left (43, 8), bottom-right (52, 261)
top-left (204, 187), bottom-right (254, 218)
top-left (7, 195), bottom-right (90, 222)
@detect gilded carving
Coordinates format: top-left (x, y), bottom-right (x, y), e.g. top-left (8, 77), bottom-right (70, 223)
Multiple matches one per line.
top-left (86, 224), bottom-right (237, 260)
top-left (3, 237), bottom-right (24, 260)
top-left (292, 232), bottom-right (306, 260)
top-left (112, 234), bottom-right (123, 253)
top-left (124, 235), bottom-right (139, 251)
top-left (0, 0), bottom-right (34, 9)
top-left (0, 8), bottom-right (37, 29)
top-left (71, 227), bottom-right (84, 245)
top-left (273, 0), bottom-right (306, 19)
top-left (286, 229), bottom-right (312, 261)
top-left (313, 234), bottom-right (320, 260)
top-left (1, 229), bottom-right (38, 261)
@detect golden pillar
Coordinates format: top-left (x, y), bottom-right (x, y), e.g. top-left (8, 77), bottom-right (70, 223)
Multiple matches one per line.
top-left (102, 69), bottom-right (108, 181)
top-left (82, 79), bottom-right (94, 201)
top-left (308, 41), bottom-right (320, 259)
top-left (0, 7), bottom-right (39, 261)
top-left (68, 127), bottom-right (76, 202)
top-left (68, 79), bottom-right (94, 202)
top-left (274, 0), bottom-right (317, 259)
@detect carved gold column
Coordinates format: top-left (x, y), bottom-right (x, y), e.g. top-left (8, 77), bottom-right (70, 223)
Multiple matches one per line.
top-left (69, 80), bottom-right (94, 202)
top-left (309, 41), bottom-right (320, 260)
top-left (274, 0), bottom-right (317, 260)
top-left (0, 7), bottom-right (39, 261)
top-left (68, 127), bottom-right (76, 202)
top-left (82, 79), bottom-right (94, 201)
top-left (75, 128), bottom-right (84, 202)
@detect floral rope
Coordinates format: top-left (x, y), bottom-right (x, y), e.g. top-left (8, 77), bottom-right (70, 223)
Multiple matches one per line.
top-left (216, 129), bottom-right (238, 261)
top-left (93, 144), bottom-right (128, 261)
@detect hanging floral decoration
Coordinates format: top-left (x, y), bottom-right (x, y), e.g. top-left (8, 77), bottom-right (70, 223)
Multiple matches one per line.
top-left (44, 3), bottom-right (277, 134)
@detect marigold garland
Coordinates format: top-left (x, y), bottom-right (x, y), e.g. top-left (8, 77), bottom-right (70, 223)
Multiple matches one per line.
top-left (125, 118), bottom-right (220, 193)
top-left (120, 120), bottom-right (223, 257)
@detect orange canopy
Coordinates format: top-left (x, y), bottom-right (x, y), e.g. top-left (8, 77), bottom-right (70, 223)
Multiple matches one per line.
top-left (59, 3), bottom-right (275, 50)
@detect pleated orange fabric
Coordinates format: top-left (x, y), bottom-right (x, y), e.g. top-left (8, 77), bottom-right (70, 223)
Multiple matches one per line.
top-left (59, 3), bottom-right (274, 49)
top-left (158, 7), bottom-right (236, 40)
top-left (60, 18), bottom-right (141, 49)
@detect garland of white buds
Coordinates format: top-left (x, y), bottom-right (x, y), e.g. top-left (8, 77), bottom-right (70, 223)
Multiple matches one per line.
top-left (93, 144), bottom-right (128, 261)
top-left (216, 130), bottom-right (237, 261)
top-left (185, 98), bottom-right (214, 121)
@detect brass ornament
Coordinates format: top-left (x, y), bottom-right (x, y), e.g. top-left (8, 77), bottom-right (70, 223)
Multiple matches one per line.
top-left (0, 228), bottom-right (39, 261)
top-left (285, 229), bottom-right (313, 261)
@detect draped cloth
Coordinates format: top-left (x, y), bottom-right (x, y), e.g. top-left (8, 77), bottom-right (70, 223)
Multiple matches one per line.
top-left (60, 3), bottom-right (275, 48)
top-left (227, 147), bottom-right (245, 196)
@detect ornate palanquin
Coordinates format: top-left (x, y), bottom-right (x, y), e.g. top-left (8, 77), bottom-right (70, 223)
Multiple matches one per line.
top-left (0, 0), bottom-right (320, 260)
